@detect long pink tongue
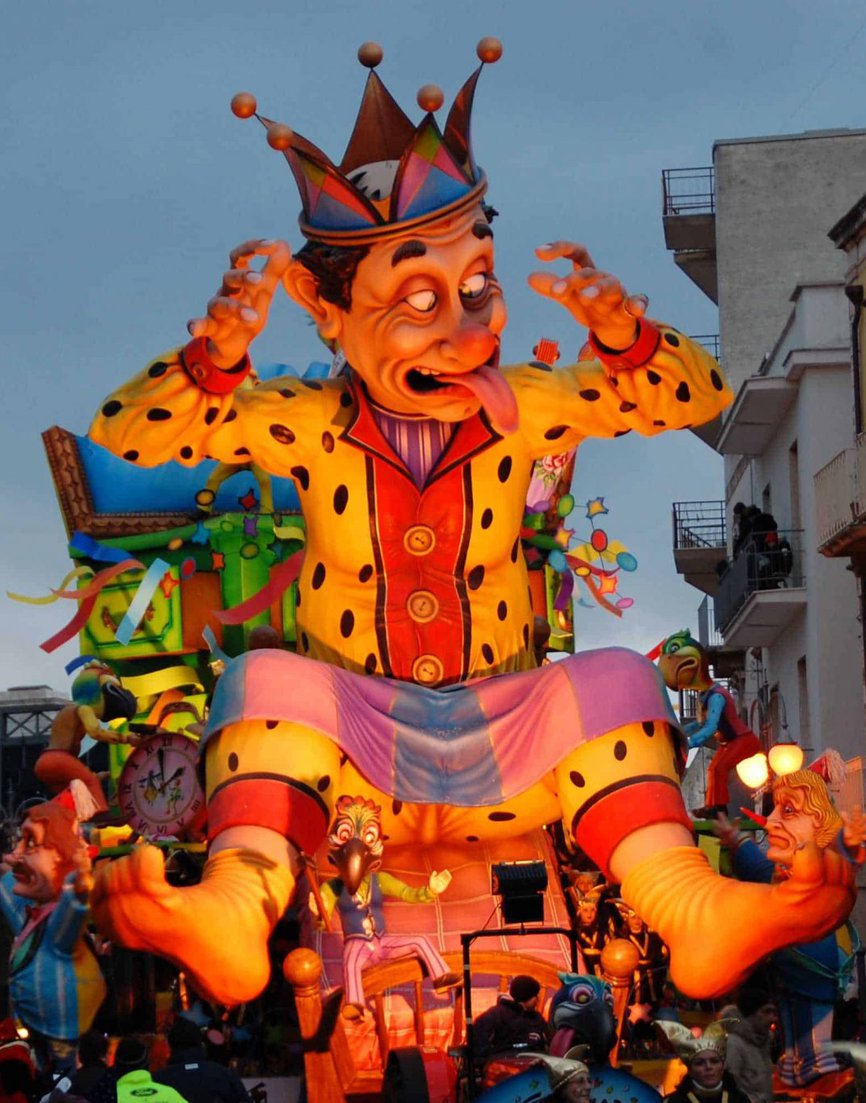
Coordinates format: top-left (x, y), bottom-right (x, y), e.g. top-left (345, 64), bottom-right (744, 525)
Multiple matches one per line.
top-left (550, 1027), bottom-right (576, 1058)
top-left (452, 364), bottom-right (519, 435)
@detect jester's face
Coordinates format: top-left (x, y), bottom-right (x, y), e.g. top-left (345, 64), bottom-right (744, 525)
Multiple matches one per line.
top-left (4, 815), bottom-right (70, 904)
top-left (765, 785), bottom-right (822, 866)
top-left (299, 206), bottom-right (514, 432)
top-left (657, 631), bottom-right (710, 692)
top-left (327, 796), bottom-right (385, 895)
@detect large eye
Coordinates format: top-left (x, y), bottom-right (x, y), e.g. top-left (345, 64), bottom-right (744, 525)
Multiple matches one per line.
top-left (459, 273), bottom-right (488, 300)
top-left (334, 822), bottom-right (353, 843)
top-left (404, 290), bottom-right (437, 313)
top-left (568, 983), bottom-right (596, 1005)
top-left (667, 642), bottom-right (680, 653)
top-left (363, 825), bottom-right (380, 847)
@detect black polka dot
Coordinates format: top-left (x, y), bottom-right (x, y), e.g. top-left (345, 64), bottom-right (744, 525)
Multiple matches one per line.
top-left (148, 361), bottom-right (169, 378)
top-left (488, 811), bottom-right (516, 822)
top-left (544, 425), bottom-right (568, 440)
top-left (269, 423), bottom-right (295, 445)
top-left (359, 564), bottom-right (373, 582)
top-left (468, 565), bottom-right (485, 590)
top-left (279, 387), bottom-right (295, 399)
top-left (610, 375), bottom-right (619, 387)
top-left (300, 632), bottom-right (309, 651)
top-left (322, 431), bottom-right (335, 452)
top-left (570, 770), bottom-right (586, 788)
top-left (266, 720), bottom-right (278, 730)
top-left (614, 430), bottom-right (631, 438)
top-left (301, 379), bottom-right (323, 390)
top-left (642, 722), bottom-right (655, 737)
top-left (497, 600), bottom-right (508, 621)
top-left (101, 400), bottom-right (122, 417)
top-left (481, 508), bottom-right (494, 529)
top-left (482, 643), bottom-right (495, 664)
top-left (340, 610), bottom-right (355, 638)
top-left (646, 370), bottom-right (661, 385)
top-left (614, 740), bottom-right (628, 761)
top-left (205, 408), bottom-right (219, 425)
top-left (653, 419), bottom-right (666, 427)
top-left (291, 465), bottom-right (310, 490)
top-left (466, 835), bottom-right (479, 842)
top-left (180, 446), bottom-right (193, 459)
top-left (392, 800), bottom-right (403, 816)
top-left (123, 450), bottom-right (139, 461)
top-left (311, 563), bottom-right (326, 589)
top-left (664, 332), bottom-right (680, 347)
top-left (228, 753), bottom-right (239, 772)
top-left (340, 391), bottom-right (353, 407)
top-left (529, 360), bottom-right (553, 372)
top-left (619, 401), bottom-right (637, 413)
top-left (511, 538), bottom-right (520, 563)
top-left (364, 653), bottom-right (377, 674)
top-left (579, 389), bottom-right (600, 402)
top-left (676, 381), bottom-right (691, 403)
top-left (333, 485), bottom-right (349, 514)
top-left (296, 588), bottom-right (301, 608)
top-left (234, 447), bottom-right (250, 457)
top-left (340, 753), bottom-right (349, 766)
top-left (522, 623), bottom-right (530, 648)
top-left (498, 456), bottom-right (513, 482)
top-left (147, 407), bottom-right (172, 422)
top-left (710, 369), bottom-right (724, 391)
top-left (317, 776), bottom-right (330, 792)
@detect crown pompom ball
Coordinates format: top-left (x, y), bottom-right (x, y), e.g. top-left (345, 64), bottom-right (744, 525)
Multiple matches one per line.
top-left (229, 36), bottom-right (503, 245)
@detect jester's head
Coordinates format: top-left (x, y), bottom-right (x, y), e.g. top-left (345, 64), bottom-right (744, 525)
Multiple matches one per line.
top-left (327, 795), bottom-right (384, 895)
top-left (71, 661), bottom-right (137, 724)
top-left (766, 769), bottom-right (843, 866)
top-left (657, 630), bottom-right (712, 692)
top-left (549, 973), bottom-right (616, 1063)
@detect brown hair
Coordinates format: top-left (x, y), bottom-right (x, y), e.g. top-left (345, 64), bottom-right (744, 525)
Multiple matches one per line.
top-left (24, 803), bottom-right (79, 865)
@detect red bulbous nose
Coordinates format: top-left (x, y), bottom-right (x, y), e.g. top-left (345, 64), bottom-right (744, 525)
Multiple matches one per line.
top-left (442, 322), bottom-right (497, 368)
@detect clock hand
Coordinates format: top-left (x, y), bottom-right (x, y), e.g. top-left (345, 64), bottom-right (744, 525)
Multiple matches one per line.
top-left (156, 766), bottom-right (185, 795)
top-left (158, 748), bottom-right (166, 784)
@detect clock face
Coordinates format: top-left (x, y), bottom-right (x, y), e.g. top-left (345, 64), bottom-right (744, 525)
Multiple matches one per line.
top-left (118, 732), bottom-right (204, 838)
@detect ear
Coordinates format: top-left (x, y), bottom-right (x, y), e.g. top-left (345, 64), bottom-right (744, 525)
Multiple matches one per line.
top-left (282, 259), bottom-right (344, 342)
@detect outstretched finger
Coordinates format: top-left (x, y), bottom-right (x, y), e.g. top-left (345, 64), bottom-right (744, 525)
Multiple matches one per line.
top-left (229, 238), bottom-right (269, 269)
top-left (535, 241), bottom-right (597, 270)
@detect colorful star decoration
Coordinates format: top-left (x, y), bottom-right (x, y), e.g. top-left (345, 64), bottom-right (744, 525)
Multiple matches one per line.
top-left (238, 489), bottom-right (259, 512)
top-left (210, 551), bottom-right (226, 571)
top-left (243, 515), bottom-right (259, 537)
top-left (159, 572), bottom-right (179, 599)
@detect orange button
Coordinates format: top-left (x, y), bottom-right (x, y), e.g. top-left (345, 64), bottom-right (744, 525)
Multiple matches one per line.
top-left (403, 524), bottom-right (436, 555)
top-left (412, 654), bottom-right (445, 685)
top-left (407, 589), bottom-right (439, 623)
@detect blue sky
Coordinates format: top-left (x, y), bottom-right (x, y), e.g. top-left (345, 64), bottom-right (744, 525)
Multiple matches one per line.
top-left (2, 0), bottom-right (864, 693)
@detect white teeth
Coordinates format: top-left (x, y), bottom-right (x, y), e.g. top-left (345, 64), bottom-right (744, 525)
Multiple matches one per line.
top-left (416, 368), bottom-right (441, 376)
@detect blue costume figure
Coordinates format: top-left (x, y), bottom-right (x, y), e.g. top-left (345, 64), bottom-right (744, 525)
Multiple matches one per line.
top-left (0, 802), bottom-right (106, 1077)
top-left (717, 770), bottom-right (866, 1090)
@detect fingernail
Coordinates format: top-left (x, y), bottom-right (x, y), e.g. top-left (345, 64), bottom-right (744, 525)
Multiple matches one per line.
top-left (246, 272), bottom-right (263, 284)
top-left (262, 239), bottom-right (277, 246)
top-left (187, 321), bottom-right (196, 335)
top-left (540, 243), bottom-right (554, 251)
top-left (552, 280), bottom-right (567, 294)
top-left (241, 307), bottom-right (259, 322)
top-left (581, 286), bottom-right (599, 299)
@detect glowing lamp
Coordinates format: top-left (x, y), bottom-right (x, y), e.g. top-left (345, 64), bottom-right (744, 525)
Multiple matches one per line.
top-left (768, 742), bottom-right (804, 776)
top-left (736, 753), bottom-right (769, 790)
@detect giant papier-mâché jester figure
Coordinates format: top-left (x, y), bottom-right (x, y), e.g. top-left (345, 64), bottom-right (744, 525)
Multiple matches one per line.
top-left (87, 39), bottom-right (854, 1006)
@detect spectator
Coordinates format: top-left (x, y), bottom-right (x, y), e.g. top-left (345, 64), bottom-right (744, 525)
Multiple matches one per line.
top-left (473, 975), bottom-right (551, 1065)
top-left (68, 1032), bottom-right (108, 1098)
top-left (89, 1038), bottom-right (188, 1103)
top-left (552, 1059), bottom-right (592, 1102)
top-left (725, 990), bottom-right (777, 1103)
top-left (732, 504), bottom-right (760, 557)
top-left (154, 1018), bottom-right (249, 1103)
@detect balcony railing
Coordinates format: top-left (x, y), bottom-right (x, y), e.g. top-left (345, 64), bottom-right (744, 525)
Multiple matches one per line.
top-left (691, 334), bottom-right (720, 362)
top-left (673, 500), bottom-right (726, 552)
top-left (815, 434), bottom-right (866, 548)
top-left (714, 530), bottom-right (804, 633)
top-left (662, 167), bottom-right (715, 217)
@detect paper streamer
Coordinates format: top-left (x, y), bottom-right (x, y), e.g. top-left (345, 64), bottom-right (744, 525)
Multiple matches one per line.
top-left (50, 559), bottom-right (144, 600)
top-left (40, 593), bottom-right (98, 653)
top-left (214, 551), bottom-right (304, 626)
top-left (115, 558), bottom-right (170, 645)
top-left (65, 654), bottom-right (99, 676)
top-left (273, 523), bottom-right (306, 542)
top-left (121, 665), bottom-right (204, 698)
top-left (7, 565), bottom-right (94, 605)
top-left (69, 531), bottom-right (131, 565)
top-left (202, 625), bottom-right (232, 666)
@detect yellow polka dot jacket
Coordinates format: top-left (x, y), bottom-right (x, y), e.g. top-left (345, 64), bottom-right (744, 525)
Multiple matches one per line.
top-left (90, 327), bottom-right (731, 687)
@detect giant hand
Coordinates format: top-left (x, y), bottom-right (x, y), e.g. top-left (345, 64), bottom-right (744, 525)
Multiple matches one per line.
top-left (528, 241), bottom-right (648, 351)
top-left (187, 239), bottom-right (292, 369)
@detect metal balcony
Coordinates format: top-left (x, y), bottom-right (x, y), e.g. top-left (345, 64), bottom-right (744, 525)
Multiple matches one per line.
top-left (714, 531), bottom-right (807, 646)
top-left (672, 500), bottom-right (727, 595)
top-left (816, 434), bottom-right (866, 556)
top-left (662, 167), bottom-right (718, 303)
top-left (696, 595), bottom-right (746, 679)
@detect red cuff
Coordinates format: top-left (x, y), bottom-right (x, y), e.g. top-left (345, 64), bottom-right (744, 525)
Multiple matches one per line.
top-left (588, 318), bottom-right (661, 370)
top-left (573, 776), bottom-right (693, 880)
top-left (208, 776), bottom-right (329, 854)
top-left (181, 337), bottom-right (253, 395)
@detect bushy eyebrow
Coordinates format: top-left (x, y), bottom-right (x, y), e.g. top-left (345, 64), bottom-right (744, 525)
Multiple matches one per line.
top-left (472, 221), bottom-right (494, 240)
top-left (391, 240), bottom-right (427, 267)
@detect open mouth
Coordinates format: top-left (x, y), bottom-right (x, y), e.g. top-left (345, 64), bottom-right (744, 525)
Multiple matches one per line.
top-left (404, 347), bottom-right (501, 396)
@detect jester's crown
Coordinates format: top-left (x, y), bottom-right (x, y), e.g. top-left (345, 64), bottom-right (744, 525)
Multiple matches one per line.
top-left (231, 37), bottom-right (502, 245)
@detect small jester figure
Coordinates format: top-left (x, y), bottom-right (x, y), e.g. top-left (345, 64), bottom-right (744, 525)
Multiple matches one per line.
top-left (571, 886), bottom-right (607, 978)
top-left (310, 795), bottom-right (459, 1018)
top-left (0, 802), bottom-right (106, 1077)
top-left (88, 39), bottom-right (849, 1008)
top-left (715, 770), bottom-right (866, 1090)
top-left (657, 631), bottom-right (761, 817)
top-left (611, 901), bottom-right (668, 1007)
top-left (35, 661), bottom-right (138, 814)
